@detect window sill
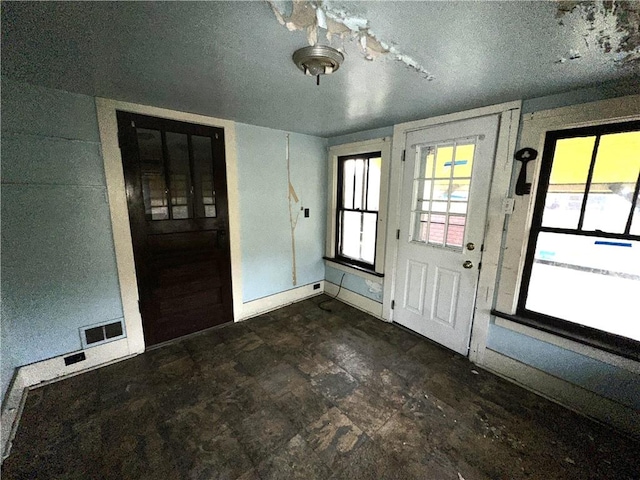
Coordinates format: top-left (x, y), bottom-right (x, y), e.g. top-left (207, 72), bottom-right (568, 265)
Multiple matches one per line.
top-left (491, 309), bottom-right (640, 362)
top-left (323, 257), bottom-right (384, 279)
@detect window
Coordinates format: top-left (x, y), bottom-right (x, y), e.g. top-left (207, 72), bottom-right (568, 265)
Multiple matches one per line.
top-left (326, 138), bottom-right (391, 275)
top-left (411, 140), bottom-right (476, 249)
top-left (519, 120), bottom-right (640, 348)
top-left (336, 152), bottom-right (381, 268)
top-left (136, 128), bottom-right (218, 221)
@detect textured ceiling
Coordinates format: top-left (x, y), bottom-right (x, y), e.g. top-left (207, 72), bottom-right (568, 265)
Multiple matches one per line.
top-left (2, 1), bottom-right (639, 137)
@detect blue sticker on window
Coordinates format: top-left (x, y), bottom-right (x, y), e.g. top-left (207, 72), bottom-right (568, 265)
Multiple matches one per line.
top-left (443, 160), bottom-right (468, 167)
top-left (594, 241), bottom-right (632, 247)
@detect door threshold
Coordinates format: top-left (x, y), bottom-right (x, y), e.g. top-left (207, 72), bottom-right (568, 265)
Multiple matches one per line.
top-left (145, 321), bottom-right (234, 351)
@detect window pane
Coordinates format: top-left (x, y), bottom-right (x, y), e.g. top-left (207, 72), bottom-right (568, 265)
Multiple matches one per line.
top-left (342, 160), bottom-right (355, 209)
top-left (416, 213), bottom-right (430, 243)
top-left (526, 232), bottom-right (640, 341)
top-left (341, 211), bottom-right (361, 260)
top-left (422, 180), bottom-right (433, 200)
top-left (137, 128), bottom-right (168, 220)
top-left (446, 216), bottom-right (466, 248)
top-left (631, 205), bottom-right (640, 235)
top-left (192, 135), bottom-right (216, 218)
top-left (451, 179), bottom-right (470, 202)
top-left (541, 136), bottom-right (595, 229)
top-left (361, 213), bottom-right (377, 264)
top-left (434, 145), bottom-right (454, 178)
top-left (422, 146), bottom-right (436, 178)
top-left (367, 157), bottom-right (381, 211)
top-left (166, 132), bottom-right (192, 219)
top-left (353, 159), bottom-right (365, 210)
top-left (452, 144), bottom-right (474, 177)
top-left (582, 131), bottom-right (640, 233)
top-left (431, 201), bottom-right (448, 212)
top-left (432, 180), bottom-right (451, 201)
top-left (449, 202), bottom-right (468, 214)
top-left (428, 214), bottom-right (446, 245)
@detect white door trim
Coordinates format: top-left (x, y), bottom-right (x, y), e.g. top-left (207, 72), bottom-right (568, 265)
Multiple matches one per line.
top-left (383, 101), bottom-right (522, 362)
top-left (95, 98), bottom-right (244, 356)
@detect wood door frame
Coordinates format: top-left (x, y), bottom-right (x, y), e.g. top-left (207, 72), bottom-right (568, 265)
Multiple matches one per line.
top-left (382, 101), bottom-right (522, 364)
top-left (96, 98), bottom-right (243, 355)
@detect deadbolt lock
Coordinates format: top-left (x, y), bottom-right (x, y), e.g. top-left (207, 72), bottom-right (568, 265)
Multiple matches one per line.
top-left (463, 260), bottom-right (473, 269)
top-left (466, 242), bottom-right (475, 251)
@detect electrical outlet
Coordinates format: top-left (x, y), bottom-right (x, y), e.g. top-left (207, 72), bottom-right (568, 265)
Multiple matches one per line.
top-left (313, 283), bottom-right (321, 290)
top-left (64, 352), bottom-right (86, 366)
top-left (304, 208), bottom-right (310, 218)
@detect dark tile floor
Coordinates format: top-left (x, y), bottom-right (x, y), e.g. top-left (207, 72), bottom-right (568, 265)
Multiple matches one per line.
top-left (3, 296), bottom-right (639, 479)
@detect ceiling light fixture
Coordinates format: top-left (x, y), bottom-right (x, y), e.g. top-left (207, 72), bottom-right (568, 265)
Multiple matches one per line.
top-left (293, 45), bottom-right (344, 85)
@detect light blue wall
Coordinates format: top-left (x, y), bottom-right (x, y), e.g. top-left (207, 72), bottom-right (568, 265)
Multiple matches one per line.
top-left (325, 266), bottom-right (382, 303)
top-left (235, 124), bottom-right (327, 302)
top-left (487, 325), bottom-right (639, 410)
top-left (1, 78), bottom-right (124, 400)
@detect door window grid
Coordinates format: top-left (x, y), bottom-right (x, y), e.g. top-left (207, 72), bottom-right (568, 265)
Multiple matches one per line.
top-left (136, 128), bottom-right (218, 221)
top-left (336, 152), bottom-right (382, 267)
top-left (411, 139), bottom-right (476, 249)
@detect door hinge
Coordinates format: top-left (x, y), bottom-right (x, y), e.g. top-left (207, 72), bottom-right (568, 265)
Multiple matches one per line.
top-left (480, 244), bottom-right (485, 252)
top-left (401, 150), bottom-right (406, 162)
top-left (396, 229), bottom-right (400, 240)
top-left (391, 300), bottom-right (395, 310)
top-left (478, 262), bottom-right (482, 271)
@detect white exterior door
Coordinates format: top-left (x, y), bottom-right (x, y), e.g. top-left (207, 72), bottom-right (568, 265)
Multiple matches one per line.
top-left (393, 115), bottom-right (500, 355)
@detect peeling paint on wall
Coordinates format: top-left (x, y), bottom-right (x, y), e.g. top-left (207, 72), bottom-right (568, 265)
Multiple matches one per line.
top-left (267, 0), bottom-right (435, 80)
top-left (556, 0), bottom-right (640, 66)
top-left (286, 134), bottom-right (301, 286)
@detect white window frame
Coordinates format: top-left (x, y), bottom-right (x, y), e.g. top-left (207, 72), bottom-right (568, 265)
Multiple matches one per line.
top-left (325, 137), bottom-right (392, 275)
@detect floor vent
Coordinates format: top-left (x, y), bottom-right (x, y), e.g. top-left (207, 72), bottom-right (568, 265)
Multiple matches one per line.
top-left (80, 320), bottom-right (126, 348)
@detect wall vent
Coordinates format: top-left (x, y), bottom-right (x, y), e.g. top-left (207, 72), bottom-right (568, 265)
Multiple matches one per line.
top-left (80, 319), bottom-right (126, 348)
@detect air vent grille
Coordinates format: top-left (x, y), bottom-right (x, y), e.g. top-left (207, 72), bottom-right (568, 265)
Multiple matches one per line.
top-left (80, 320), bottom-right (125, 348)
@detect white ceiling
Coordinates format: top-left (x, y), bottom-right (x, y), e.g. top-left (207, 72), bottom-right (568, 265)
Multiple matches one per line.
top-left (2, 1), bottom-right (639, 137)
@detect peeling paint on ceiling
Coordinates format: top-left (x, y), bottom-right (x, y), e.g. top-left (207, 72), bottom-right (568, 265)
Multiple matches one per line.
top-left (556, 0), bottom-right (640, 66)
top-left (267, 0), bottom-right (435, 79)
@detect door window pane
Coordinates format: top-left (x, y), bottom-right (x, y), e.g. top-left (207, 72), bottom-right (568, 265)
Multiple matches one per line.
top-left (452, 144), bottom-right (475, 177)
top-left (166, 132), bottom-right (192, 219)
top-left (192, 135), bottom-right (217, 218)
top-left (137, 128), bottom-right (168, 220)
top-left (412, 140), bottom-right (476, 250)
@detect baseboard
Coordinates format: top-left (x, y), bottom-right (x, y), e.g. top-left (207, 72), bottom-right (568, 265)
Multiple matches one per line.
top-left (481, 349), bottom-right (640, 438)
top-left (239, 281), bottom-right (325, 320)
top-left (324, 282), bottom-right (384, 319)
top-left (1, 338), bottom-right (135, 460)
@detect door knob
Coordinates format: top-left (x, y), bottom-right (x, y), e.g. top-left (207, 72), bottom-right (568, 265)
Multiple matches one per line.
top-left (463, 260), bottom-right (473, 269)
top-left (466, 242), bottom-right (475, 251)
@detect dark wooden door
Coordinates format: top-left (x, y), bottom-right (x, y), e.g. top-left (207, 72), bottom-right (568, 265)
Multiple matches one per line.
top-left (117, 112), bottom-right (234, 346)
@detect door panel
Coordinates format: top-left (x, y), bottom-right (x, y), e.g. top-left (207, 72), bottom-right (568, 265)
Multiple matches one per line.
top-left (403, 260), bottom-right (428, 315)
top-left (393, 115), bottom-right (499, 355)
top-left (117, 112), bottom-right (233, 347)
